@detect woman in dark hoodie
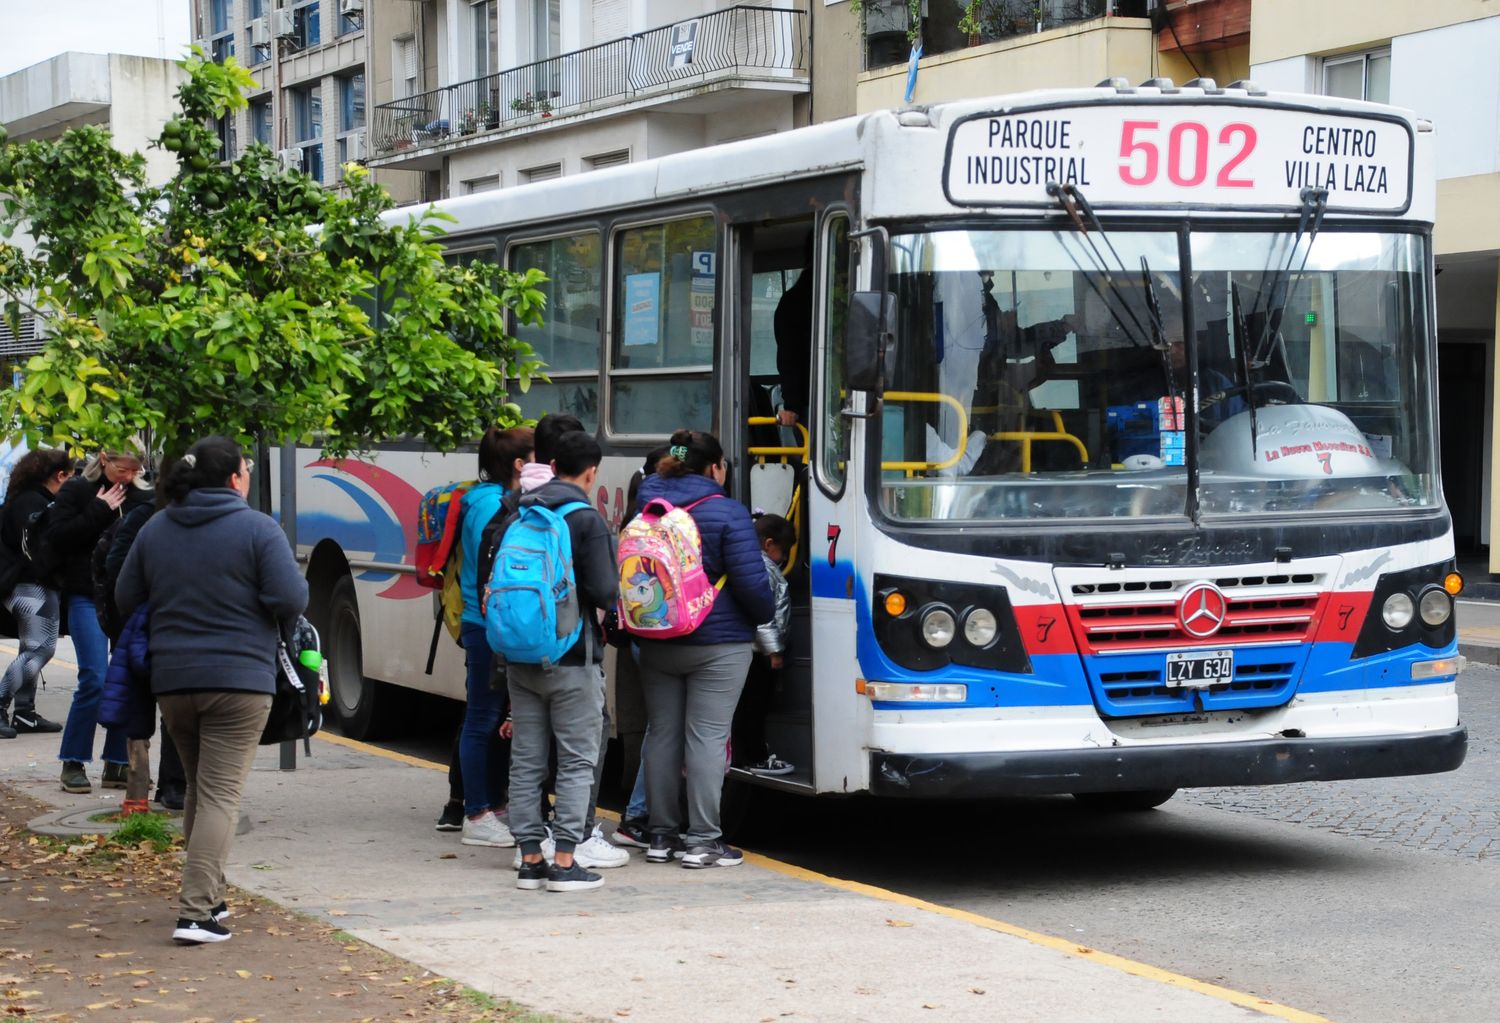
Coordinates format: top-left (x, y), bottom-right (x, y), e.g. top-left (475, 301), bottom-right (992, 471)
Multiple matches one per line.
top-left (49, 448), bottom-right (151, 793)
top-left (635, 429), bottom-right (774, 869)
top-left (116, 436), bottom-right (308, 945)
top-left (0, 447), bottom-right (73, 738)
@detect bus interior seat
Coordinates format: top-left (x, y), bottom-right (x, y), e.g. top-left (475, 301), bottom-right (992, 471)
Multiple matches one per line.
top-left (750, 462), bottom-right (796, 520)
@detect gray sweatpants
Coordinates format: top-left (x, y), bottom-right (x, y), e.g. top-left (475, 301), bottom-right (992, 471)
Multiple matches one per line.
top-left (507, 661), bottom-right (605, 853)
top-left (639, 642), bottom-right (753, 848)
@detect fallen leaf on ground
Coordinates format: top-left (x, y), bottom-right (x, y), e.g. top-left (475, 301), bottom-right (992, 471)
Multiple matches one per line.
top-left (885, 919), bottom-right (913, 928)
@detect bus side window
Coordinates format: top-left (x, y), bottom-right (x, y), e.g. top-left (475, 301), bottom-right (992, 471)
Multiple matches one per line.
top-left (818, 213), bottom-right (851, 492)
top-left (609, 215), bottom-right (716, 437)
top-left (508, 232), bottom-right (603, 430)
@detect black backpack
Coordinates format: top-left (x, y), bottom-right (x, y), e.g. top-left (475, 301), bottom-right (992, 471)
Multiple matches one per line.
top-left (260, 617), bottom-right (324, 748)
top-left (20, 501), bottom-right (60, 585)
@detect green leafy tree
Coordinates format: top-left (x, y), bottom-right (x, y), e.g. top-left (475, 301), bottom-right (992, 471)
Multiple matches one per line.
top-left (0, 51), bottom-right (547, 462)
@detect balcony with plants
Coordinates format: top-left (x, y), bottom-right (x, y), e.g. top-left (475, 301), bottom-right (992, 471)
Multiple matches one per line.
top-left (369, 4), bottom-right (808, 165)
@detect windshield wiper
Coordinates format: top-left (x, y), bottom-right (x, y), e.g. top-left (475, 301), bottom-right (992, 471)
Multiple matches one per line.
top-left (1250, 187), bottom-right (1328, 369)
top-left (1138, 255), bottom-right (1180, 429)
top-left (1229, 280), bottom-right (1260, 458)
top-left (1047, 182), bottom-right (1153, 350)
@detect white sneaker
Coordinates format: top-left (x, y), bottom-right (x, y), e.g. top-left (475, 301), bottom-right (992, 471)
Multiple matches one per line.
top-left (575, 826), bottom-right (630, 869)
top-left (461, 812), bottom-right (516, 848)
top-left (510, 827), bottom-right (556, 870)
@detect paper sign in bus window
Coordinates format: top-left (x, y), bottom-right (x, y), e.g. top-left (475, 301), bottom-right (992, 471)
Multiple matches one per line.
top-left (623, 272), bottom-right (661, 347)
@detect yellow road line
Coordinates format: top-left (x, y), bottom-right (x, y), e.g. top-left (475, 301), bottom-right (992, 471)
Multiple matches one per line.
top-left (312, 729), bottom-right (1330, 1023)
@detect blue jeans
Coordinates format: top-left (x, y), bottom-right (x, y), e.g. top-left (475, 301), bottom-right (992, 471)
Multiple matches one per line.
top-left (459, 622), bottom-right (505, 817)
top-left (58, 594), bottom-right (127, 765)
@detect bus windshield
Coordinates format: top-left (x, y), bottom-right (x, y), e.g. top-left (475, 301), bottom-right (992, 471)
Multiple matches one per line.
top-left (879, 226), bottom-right (1437, 522)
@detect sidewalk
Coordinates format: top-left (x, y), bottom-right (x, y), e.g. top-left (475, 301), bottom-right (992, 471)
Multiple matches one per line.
top-left (1, 651), bottom-right (1313, 1023)
top-left (1457, 599), bottom-right (1500, 666)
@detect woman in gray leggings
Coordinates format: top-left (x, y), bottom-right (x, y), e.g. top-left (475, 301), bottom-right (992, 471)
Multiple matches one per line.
top-left (0, 447), bottom-right (72, 738)
top-left (634, 429), bottom-right (775, 868)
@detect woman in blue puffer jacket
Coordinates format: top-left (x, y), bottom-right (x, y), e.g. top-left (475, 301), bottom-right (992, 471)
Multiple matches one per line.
top-left (635, 429), bottom-right (774, 869)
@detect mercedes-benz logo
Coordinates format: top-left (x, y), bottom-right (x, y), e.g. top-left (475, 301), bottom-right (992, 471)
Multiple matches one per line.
top-left (1178, 582), bottom-right (1228, 638)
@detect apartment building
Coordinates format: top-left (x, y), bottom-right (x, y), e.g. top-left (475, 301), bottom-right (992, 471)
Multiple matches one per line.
top-left (363, 1), bottom-right (812, 197)
top-left (193, 0), bottom-right (421, 204)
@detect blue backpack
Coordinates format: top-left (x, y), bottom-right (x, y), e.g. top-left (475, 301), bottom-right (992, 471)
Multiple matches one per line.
top-left (484, 501), bottom-right (590, 667)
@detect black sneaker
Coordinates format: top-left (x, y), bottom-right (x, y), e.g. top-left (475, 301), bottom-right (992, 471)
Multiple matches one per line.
top-left (211, 901), bottom-right (231, 923)
top-left (60, 761), bottom-right (91, 794)
top-left (101, 762), bottom-right (128, 790)
top-left (515, 858), bottom-right (549, 891)
top-left (172, 917), bottom-right (231, 944)
top-left (645, 833), bottom-right (686, 863)
top-left (10, 712), bottom-right (62, 734)
top-left (612, 818), bottom-right (650, 849)
top-left (434, 801), bottom-right (464, 832)
top-left (681, 840), bottom-right (744, 869)
top-left (155, 786), bottom-right (185, 811)
top-left (0, 719), bottom-right (14, 740)
top-left (545, 861), bottom-right (604, 892)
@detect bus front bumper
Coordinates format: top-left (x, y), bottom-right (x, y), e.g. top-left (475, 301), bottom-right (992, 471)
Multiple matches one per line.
top-left (867, 725), bottom-right (1468, 798)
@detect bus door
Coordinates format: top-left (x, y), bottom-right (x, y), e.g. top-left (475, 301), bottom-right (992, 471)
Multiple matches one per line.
top-left (727, 216), bottom-right (817, 789)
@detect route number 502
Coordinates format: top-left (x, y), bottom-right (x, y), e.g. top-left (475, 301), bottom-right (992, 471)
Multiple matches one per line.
top-left (1118, 120), bottom-right (1257, 188)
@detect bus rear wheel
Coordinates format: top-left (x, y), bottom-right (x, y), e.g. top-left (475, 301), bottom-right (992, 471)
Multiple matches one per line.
top-left (1071, 789), bottom-right (1178, 811)
top-left (322, 574), bottom-right (405, 740)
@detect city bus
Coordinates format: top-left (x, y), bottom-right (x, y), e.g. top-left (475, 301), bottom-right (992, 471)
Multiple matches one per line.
top-left (283, 77), bottom-right (1466, 809)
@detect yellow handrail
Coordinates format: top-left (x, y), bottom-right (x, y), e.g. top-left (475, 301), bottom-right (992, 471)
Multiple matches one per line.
top-left (746, 417), bottom-right (809, 464)
top-left (881, 391), bottom-right (970, 473)
top-left (990, 410), bottom-right (1089, 472)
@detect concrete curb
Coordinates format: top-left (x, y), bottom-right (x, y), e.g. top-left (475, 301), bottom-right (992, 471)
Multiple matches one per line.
top-left (1459, 641), bottom-right (1500, 667)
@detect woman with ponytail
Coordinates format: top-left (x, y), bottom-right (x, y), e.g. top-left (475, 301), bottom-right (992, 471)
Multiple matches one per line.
top-left (634, 429), bottom-right (774, 869)
top-left (115, 436), bottom-right (307, 944)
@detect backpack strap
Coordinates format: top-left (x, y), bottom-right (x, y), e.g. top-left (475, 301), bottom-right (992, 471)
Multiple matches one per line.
top-left (679, 495), bottom-right (728, 591)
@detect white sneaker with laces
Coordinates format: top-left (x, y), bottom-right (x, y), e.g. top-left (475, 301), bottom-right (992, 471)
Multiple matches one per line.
top-left (511, 827), bottom-right (556, 870)
top-left (575, 825), bottom-right (630, 868)
top-left (461, 811), bottom-right (516, 848)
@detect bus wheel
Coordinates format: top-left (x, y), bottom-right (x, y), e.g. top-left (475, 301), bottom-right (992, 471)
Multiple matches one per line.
top-left (323, 574), bottom-right (404, 740)
top-left (1071, 789), bottom-right (1178, 811)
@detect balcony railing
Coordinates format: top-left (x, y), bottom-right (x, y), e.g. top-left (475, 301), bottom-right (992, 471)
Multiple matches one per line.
top-left (372, 5), bottom-right (807, 159)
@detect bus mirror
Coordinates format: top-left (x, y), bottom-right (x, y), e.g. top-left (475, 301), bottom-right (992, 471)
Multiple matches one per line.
top-left (846, 290), bottom-right (894, 394)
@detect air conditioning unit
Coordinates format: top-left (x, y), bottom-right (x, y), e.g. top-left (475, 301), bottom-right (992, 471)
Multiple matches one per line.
top-left (277, 147), bottom-right (304, 171)
top-left (340, 0), bottom-right (364, 15)
top-left (273, 8), bottom-right (297, 39)
top-left (249, 16), bottom-right (270, 47)
top-left (348, 130), bottom-right (367, 162)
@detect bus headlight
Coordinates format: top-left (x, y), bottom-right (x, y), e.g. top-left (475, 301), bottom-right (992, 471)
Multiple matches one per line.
top-left (920, 605), bottom-right (956, 648)
top-left (1382, 592), bottom-right (1415, 631)
top-left (963, 608), bottom-right (998, 647)
top-left (1418, 588), bottom-right (1452, 627)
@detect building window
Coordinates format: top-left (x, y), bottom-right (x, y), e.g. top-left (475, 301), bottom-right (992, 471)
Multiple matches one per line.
top-left (292, 85), bottom-right (322, 143)
top-left (293, 0), bottom-right (321, 49)
top-left (532, 0), bottom-right (560, 61)
top-left (471, 1), bottom-right (497, 79)
top-left (208, 0), bottom-right (235, 66)
top-left (248, 0), bottom-right (271, 65)
top-left (303, 144), bottom-right (325, 183)
top-left (464, 175), bottom-right (500, 193)
top-left (340, 74), bottom-right (365, 131)
top-left (250, 98), bottom-right (272, 146)
top-left (1323, 49), bottom-right (1391, 104)
top-left (395, 36), bottom-right (418, 97)
top-left (523, 163), bottom-right (562, 183)
top-left (338, 0), bottom-right (363, 37)
top-left (216, 115), bottom-right (237, 162)
top-left (586, 150), bottom-right (629, 170)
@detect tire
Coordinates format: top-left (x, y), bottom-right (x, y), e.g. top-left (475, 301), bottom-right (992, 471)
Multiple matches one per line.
top-left (321, 574), bottom-right (405, 740)
top-left (1071, 788), bottom-right (1178, 812)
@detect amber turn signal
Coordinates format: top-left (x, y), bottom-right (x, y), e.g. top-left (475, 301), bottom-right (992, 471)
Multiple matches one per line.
top-left (883, 590), bottom-right (908, 617)
top-left (1445, 572), bottom-right (1464, 596)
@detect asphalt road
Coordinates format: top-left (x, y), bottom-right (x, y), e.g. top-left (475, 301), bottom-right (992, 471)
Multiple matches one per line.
top-left (371, 664), bottom-right (1497, 1023)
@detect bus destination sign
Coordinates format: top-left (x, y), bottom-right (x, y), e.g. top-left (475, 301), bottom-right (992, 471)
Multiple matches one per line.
top-left (946, 104), bottom-right (1413, 212)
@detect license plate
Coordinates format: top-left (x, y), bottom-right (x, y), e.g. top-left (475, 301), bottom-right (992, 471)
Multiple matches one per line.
top-left (1165, 650), bottom-right (1234, 688)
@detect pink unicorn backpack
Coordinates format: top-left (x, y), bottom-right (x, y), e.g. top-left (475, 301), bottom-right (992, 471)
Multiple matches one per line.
top-left (616, 495), bottom-right (726, 639)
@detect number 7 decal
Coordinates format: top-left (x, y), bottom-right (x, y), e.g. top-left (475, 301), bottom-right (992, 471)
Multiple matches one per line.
top-left (827, 524), bottom-right (841, 568)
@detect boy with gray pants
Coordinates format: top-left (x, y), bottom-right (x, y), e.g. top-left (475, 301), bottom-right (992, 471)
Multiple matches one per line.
top-left (507, 432), bottom-right (619, 893)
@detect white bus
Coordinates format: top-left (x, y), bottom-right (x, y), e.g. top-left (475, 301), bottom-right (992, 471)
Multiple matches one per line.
top-left (283, 78), bottom-right (1465, 808)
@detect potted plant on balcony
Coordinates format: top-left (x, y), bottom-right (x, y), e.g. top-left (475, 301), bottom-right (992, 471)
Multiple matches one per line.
top-left (480, 102), bottom-right (499, 130)
top-left (510, 92), bottom-right (555, 117)
top-left (459, 108), bottom-right (479, 135)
